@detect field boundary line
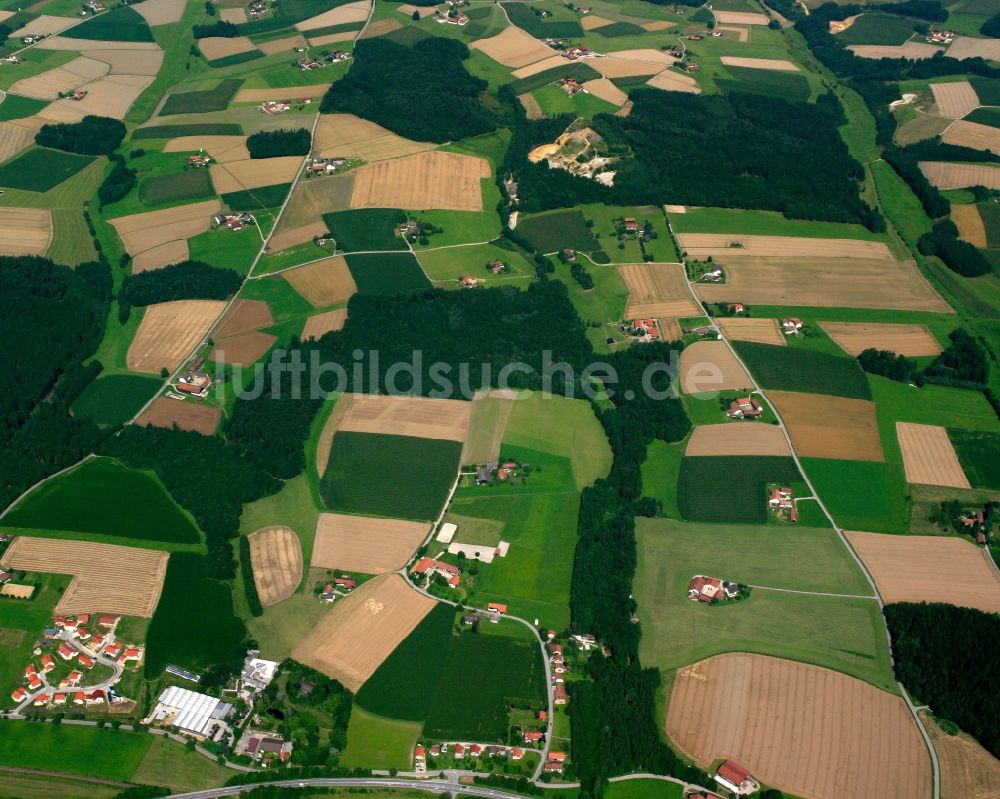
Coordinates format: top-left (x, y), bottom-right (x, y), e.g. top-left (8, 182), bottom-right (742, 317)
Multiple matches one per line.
top-left (747, 584), bottom-right (877, 600)
top-left (0, 765), bottom-right (131, 787)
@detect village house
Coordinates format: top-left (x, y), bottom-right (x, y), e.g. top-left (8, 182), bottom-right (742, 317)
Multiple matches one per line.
top-left (334, 576), bottom-right (356, 591)
top-left (26, 672), bottom-right (42, 690)
top-left (78, 655), bottom-right (95, 669)
top-left (52, 693), bottom-right (67, 706)
top-left (524, 729), bottom-right (544, 743)
top-left (85, 690), bottom-right (106, 706)
top-left (261, 100), bottom-right (290, 115)
top-left (323, 50), bottom-right (351, 64)
top-left (212, 212), bottom-right (254, 231)
top-left (726, 302), bottom-right (746, 315)
top-left (454, 742), bottom-right (466, 760)
top-left (562, 45), bottom-right (592, 60)
top-left (83, 0), bottom-right (105, 12)
top-left (684, 61), bottom-right (700, 73)
top-left (411, 557), bottom-right (461, 588)
top-left (307, 157), bottom-right (346, 176)
top-left (632, 319), bottom-right (660, 343)
top-left (781, 317), bottom-right (803, 335)
top-left (511, 747), bottom-right (524, 760)
top-left (688, 575), bottom-right (723, 603)
top-left (186, 153), bottom-right (212, 168)
top-left (60, 670), bottom-right (83, 689)
top-left (10, 687), bottom-right (26, 703)
top-left (297, 55), bottom-right (322, 70)
top-left (544, 751), bottom-right (566, 773)
top-left (119, 647), bottom-right (144, 665)
top-left (33, 694), bottom-right (50, 707)
top-left (98, 614), bottom-right (119, 629)
top-left (177, 370), bottom-right (212, 397)
top-left (248, 1), bottom-right (270, 18)
top-left (58, 642), bottom-right (77, 661)
top-left (560, 77), bottom-right (584, 96)
top-left (554, 683), bottom-right (568, 705)
top-left (0, 571), bottom-right (9, 584)
top-left (715, 760), bottom-right (759, 795)
top-left (320, 583), bottom-right (337, 602)
top-left (41, 655), bottom-right (55, 673)
top-left (104, 642), bottom-right (123, 659)
top-left (434, 9), bottom-right (469, 24)
top-left (927, 30), bottom-right (954, 43)
top-left (488, 259), bottom-right (507, 274)
top-left (461, 275), bottom-right (480, 289)
top-left (727, 396), bottom-right (762, 419)
top-left (622, 216), bottom-right (641, 233)
top-left (245, 732), bottom-right (293, 762)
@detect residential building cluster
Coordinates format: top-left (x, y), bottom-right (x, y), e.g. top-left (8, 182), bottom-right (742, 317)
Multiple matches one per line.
top-left (768, 486), bottom-right (798, 523)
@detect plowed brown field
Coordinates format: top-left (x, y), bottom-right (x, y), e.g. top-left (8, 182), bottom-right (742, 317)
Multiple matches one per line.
top-left (658, 317), bottom-right (682, 342)
top-left (296, 0), bottom-right (370, 30)
top-left (283, 255), bottom-right (357, 307)
top-left (581, 14), bottom-right (613, 29)
top-left (211, 330), bottom-right (276, 366)
top-left (769, 391), bottom-right (884, 462)
top-left (850, 41), bottom-right (940, 59)
top-left (311, 513), bottom-right (429, 575)
top-left (930, 81), bottom-right (980, 119)
top-left (267, 220), bottom-right (329, 253)
top-left (896, 422), bottom-right (970, 488)
top-left (680, 341), bottom-right (753, 395)
top-left (338, 394), bottom-right (471, 441)
top-left (675, 233), bottom-right (893, 260)
top-left (820, 322), bottom-right (942, 357)
top-left (920, 161), bottom-right (1000, 190)
top-left (943, 119), bottom-right (1000, 154)
top-left (350, 150), bottom-right (490, 212)
top-left (717, 317), bottom-right (786, 345)
top-left (313, 114), bottom-right (433, 162)
top-left (291, 573), bottom-right (434, 691)
top-left (0, 536), bottom-right (167, 617)
top-left (686, 423), bottom-right (790, 456)
top-left (134, 0), bottom-right (185, 25)
top-left (249, 526), bottom-right (303, 606)
top-left (234, 85), bottom-right (326, 104)
top-left (470, 27), bottom-right (556, 67)
top-left (214, 299), bottom-right (274, 339)
top-left (199, 36), bottom-right (257, 61)
top-left (127, 300), bottom-right (227, 374)
top-left (136, 397), bottom-right (221, 435)
top-left (667, 653), bottom-right (932, 799)
top-left (10, 56), bottom-right (108, 99)
top-left (920, 711), bottom-right (1000, 799)
top-left (302, 308), bottom-right (347, 339)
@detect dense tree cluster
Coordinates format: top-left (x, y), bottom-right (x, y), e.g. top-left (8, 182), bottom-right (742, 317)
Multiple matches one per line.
top-left (885, 602), bottom-right (1000, 758)
top-left (35, 115), bottom-right (126, 156)
top-left (857, 348), bottom-right (918, 383)
top-left (193, 20), bottom-right (238, 37)
top-left (884, 148), bottom-right (949, 219)
top-left (320, 37), bottom-right (498, 143)
top-left (879, 0), bottom-right (948, 22)
top-left (918, 220), bottom-right (993, 277)
top-left (119, 260), bottom-right (242, 322)
top-left (239, 535), bottom-right (263, 616)
top-left (922, 328), bottom-right (989, 386)
top-left (246, 128), bottom-right (311, 159)
top-left (274, 661), bottom-right (353, 765)
top-left (983, 14), bottom-right (1000, 37)
top-left (98, 155), bottom-right (137, 208)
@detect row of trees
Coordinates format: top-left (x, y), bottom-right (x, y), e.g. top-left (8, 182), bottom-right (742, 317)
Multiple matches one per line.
top-left (240, 535), bottom-right (263, 616)
top-left (859, 328), bottom-right (990, 386)
top-left (98, 155), bottom-right (137, 209)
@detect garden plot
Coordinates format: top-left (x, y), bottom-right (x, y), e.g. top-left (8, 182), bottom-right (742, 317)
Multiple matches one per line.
top-left (126, 299), bottom-right (227, 374)
top-left (693, 255), bottom-right (950, 312)
top-left (942, 120), bottom-right (1000, 154)
top-left (296, 0), bottom-right (371, 31)
top-left (291, 573), bottom-right (435, 692)
top-left (248, 526), bottom-right (303, 607)
top-left (720, 56), bottom-right (799, 71)
top-left (10, 57), bottom-right (109, 100)
top-left (210, 331), bottom-right (276, 366)
top-left (198, 36), bottom-right (258, 61)
top-left (1, 537), bottom-right (168, 618)
top-left (210, 156), bottom-right (301, 194)
top-left (37, 74), bottom-right (155, 123)
top-left (645, 69), bottom-right (700, 93)
top-left (214, 299), bottom-right (273, 338)
top-left (11, 15), bottom-right (78, 38)
top-left (686, 424), bottom-right (790, 457)
top-left (132, 240), bottom-right (189, 273)
top-left (896, 422), bottom-right (970, 488)
top-left (135, 396), bottom-right (222, 435)
top-left (667, 653), bottom-right (931, 799)
top-left (675, 233), bottom-right (893, 260)
top-left (234, 84), bottom-right (328, 104)
top-left (680, 341), bottom-right (754, 395)
top-left (819, 322), bottom-right (942, 357)
top-left (283, 256), bottom-right (357, 307)
top-left (952, 203), bottom-right (988, 247)
top-left (267, 220), bottom-right (329, 253)
top-left (582, 78), bottom-right (627, 106)
top-left (920, 161), bottom-right (1000, 190)
top-left (311, 513), bottom-right (429, 575)
top-left (302, 308), bottom-right (347, 339)
top-left (929, 81), bottom-right (980, 119)
top-left (920, 711), bottom-right (1000, 799)
top-left (619, 262), bottom-right (700, 318)
top-left (350, 151), bottom-right (490, 213)
top-left (164, 135), bottom-right (249, 163)
top-left (0, 121), bottom-right (37, 164)
top-left (717, 318), bottom-right (785, 345)
top-left (850, 41), bottom-right (940, 59)
top-left (846, 532), bottom-right (1000, 613)
top-left (0, 208), bottom-right (52, 256)
top-left (313, 114), bottom-right (434, 162)
top-left (714, 10), bottom-right (769, 24)
top-left (769, 391), bottom-right (883, 462)
top-left (946, 36), bottom-right (1000, 62)
top-left (133, 0), bottom-right (186, 26)
top-left (470, 27), bottom-right (557, 68)
top-left (338, 394), bottom-right (471, 442)
top-left (110, 199), bottom-right (221, 257)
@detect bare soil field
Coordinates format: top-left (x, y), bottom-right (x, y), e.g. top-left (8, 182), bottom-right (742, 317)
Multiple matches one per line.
top-left (582, 78), bottom-right (627, 106)
top-left (126, 299), bottom-right (227, 374)
top-left (302, 308), bottom-right (348, 340)
top-left (234, 84), bottom-right (328, 103)
top-left (87, 49), bottom-right (164, 76)
top-left (136, 396), bottom-right (222, 435)
top-left (10, 56), bottom-right (108, 100)
top-left (769, 391), bottom-right (884, 462)
top-left (0, 208), bottom-right (52, 256)
top-left (132, 240), bottom-right (189, 273)
top-left (717, 317), bottom-right (786, 345)
top-left (296, 0), bottom-right (370, 31)
top-left (511, 55), bottom-right (571, 80)
top-left (658, 317), bottom-right (682, 342)
top-left (946, 36), bottom-right (1000, 62)
top-left (920, 161), bottom-right (1000, 190)
top-left (693, 255), bottom-right (950, 312)
top-left (313, 114), bottom-right (433, 162)
top-left (219, 7), bottom-right (248, 23)
top-left (283, 255), bottom-right (357, 307)
top-left (1, 537), bottom-right (168, 618)
top-left (199, 36), bottom-right (257, 61)
top-left (350, 150), bottom-right (490, 212)
top-left (339, 394), bottom-right (471, 442)
top-left (952, 203), bottom-right (988, 247)
top-left (38, 74), bottom-right (154, 123)
top-left (134, 0), bottom-right (185, 25)
top-left (667, 653), bottom-right (931, 799)
top-left (896, 422), bottom-right (970, 488)
top-left (257, 33), bottom-right (309, 55)
top-left (846, 531), bottom-right (1000, 613)
top-left (214, 299), bottom-right (274, 339)
top-left (581, 14), bottom-right (614, 28)
top-left (0, 10), bottom-right (12, 21)
top-left (920, 711), bottom-right (1000, 799)
top-left (11, 15), bottom-right (77, 38)
top-left (829, 14), bottom-right (858, 33)
top-left (680, 341), bottom-right (754, 395)
top-left (248, 526), bottom-right (303, 606)
top-left (291, 573), bottom-right (434, 691)
top-left (110, 199), bottom-right (220, 256)
top-left (316, 394), bottom-right (354, 476)
top-left (311, 513), bottom-right (429, 575)
top-left (720, 56), bottom-right (799, 71)
top-left (619, 262), bottom-right (696, 318)
top-left (850, 41), bottom-right (940, 59)
top-left (519, 91), bottom-right (543, 120)
top-left (645, 69), bottom-right (700, 93)
top-left (714, 10), bottom-right (769, 24)
top-left (36, 37), bottom-right (161, 51)
top-left (595, 58), bottom-right (666, 79)
top-left (930, 81), bottom-right (980, 119)
top-left (686, 423), bottom-right (790, 456)
top-left (210, 156), bottom-right (301, 194)
top-left (359, 18), bottom-right (402, 38)
top-left (675, 233), bottom-right (893, 261)
top-left (942, 120), bottom-right (1000, 154)
top-left (267, 220), bottom-right (330, 253)
top-left (211, 330), bottom-right (276, 366)
top-left (470, 26), bottom-right (556, 67)
top-left (164, 135), bottom-right (249, 162)
top-left (0, 121), bottom-right (37, 164)
top-left (819, 322), bottom-right (942, 357)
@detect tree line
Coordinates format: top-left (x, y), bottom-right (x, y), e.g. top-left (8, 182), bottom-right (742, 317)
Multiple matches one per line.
top-left (859, 327), bottom-right (990, 387)
top-left (118, 260), bottom-right (243, 322)
top-left (247, 128), bottom-right (311, 159)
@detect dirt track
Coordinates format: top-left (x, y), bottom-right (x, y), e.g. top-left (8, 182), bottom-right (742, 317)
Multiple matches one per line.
top-left (769, 391), bottom-right (884, 462)
top-left (136, 397), bottom-right (221, 435)
top-left (686, 423), bottom-right (790, 456)
top-left (127, 300), bottom-right (226, 374)
top-left (311, 513), bottom-right (429, 575)
top-left (249, 526), bottom-right (303, 606)
top-left (896, 422), bottom-right (970, 488)
top-left (350, 150), bottom-right (490, 212)
top-left (819, 322), bottom-right (942, 357)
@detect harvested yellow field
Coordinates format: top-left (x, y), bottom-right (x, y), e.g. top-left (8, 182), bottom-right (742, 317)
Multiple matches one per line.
top-left (675, 233), bottom-right (893, 260)
top-left (581, 14), bottom-right (614, 29)
top-left (0, 208), bottom-right (52, 256)
top-left (219, 7), bottom-right (248, 23)
top-left (920, 161), bottom-right (1000, 190)
top-left (850, 41), bottom-right (940, 59)
top-left (470, 26), bottom-right (556, 67)
top-left (126, 300), bottom-right (227, 374)
top-left (930, 81), bottom-right (980, 119)
top-left (693, 255), bottom-right (950, 312)
top-left (164, 135), bottom-right (249, 162)
top-left (257, 33), bottom-right (308, 55)
top-left (642, 20), bottom-right (675, 31)
top-left (302, 308), bottom-right (348, 340)
top-left (943, 120), bottom-right (1000, 154)
top-left (314, 114), bottom-right (433, 162)
top-left (11, 15), bottom-right (77, 38)
top-left (38, 74), bottom-right (154, 123)
top-left (519, 92), bottom-right (544, 120)
top-left (953, 203), bottom-right (988, 247)
top-left (715, 10), bottom-right (769, 24)
top-left (511, 55), bottom-right (570, 80)
top-left (309, 30), bottom-right (361, 46)
top-left (658, 317), bottom-right (682, 342)
top-left (249, 526), bottom-right (303, 607)
top-left (0, 120), bottom-right (37, 164)
top-left (110, 199), bottom-right (220, 256)
top-left (680, 340), bottom-right (753, 395)
top-left (339, 394), bottom-right (471, 442)
top-left (606, 48), bottom-right (677, 65)
top-left (398, 3), bottom-right (433, 18)
top-left (267, 220), bottom-right (329, 254)
top-left (350, 150), bottom-right (490, 212)
top-left (582, 78), bottom-right (627, 106)
top-left (645, 69), bottom-right (700, 94)
top-left (0, 536), bottom-right (167, 618)
top-left (896, 422), bottom-right (970, 488)
top-left (36, 36), bottom-right (161, 51)
top-left (199, 36), bottom-right (257, 61)
top-left (946, 36), bottom-right (1000, 62)
top-left (131, 241), bottom-right (190, 273)
top-left (847, 532), bottom-right (1000, 613)
top-left (628, 298), bottom-right (701, 317)
top-left (87, 49), bottom-right (164, 76)
top-left (210, 156), bottom-right (301, 194)
top-left (235, 84), bottom-right (329, 103)
top-left (819, 322), bottom-right (942, 357)
top-left (312, 513), bottom-right (430, 575)
top-left (769, 391), bottom-right (884, 462)
top-left (360, 18), bottom-right (402, 38)
top-left (595, 58), bottom-right (666, 79)
top-left (292, 573), bottom-right (434, 692)
top-left (284, 255), bottom-right (357, 307)
top-left (10, 57), bottom-right (108, 100)
top-left (297, 0), bottom-right (370, 30)
top-left (920, 711), bottom-right (1000, 799)
top-left (686, 423), bottom-right (790, 456)
top-left (720, 56), bottom-right (799, 71)
top-left (619, 262), bottom-right (699, 318)
top-left (133, 0), bottom-right (186, 25)
top-left (717, 317), bottom-right (786, 345)
top-left (667, 653), bottom-right (931, 799)
top-left (136, 397), bottom-right (222, 435)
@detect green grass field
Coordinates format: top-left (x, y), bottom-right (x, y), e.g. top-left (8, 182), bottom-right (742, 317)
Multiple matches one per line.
top-left (62, 5), bottom-right (154, 41)
top-left (0, 93), bottom-right (46, 122)
top-left (965, 107), bottom-right (1000, 130)
top-left (0, 770), bottom-right (119, 799)
top-left (678, 455), bottom-right (803, 524)
top-left (668, 206), bottom-right (888, 241)
top-left (603, 779), bottom-right (683, 799)
top-left (501, 2), bottom-right (583, 37)
top-left (160, 79), bottom-right (244, 116)
top-left (870, 159), bottom-right (932, 249)
top-left (0, 721), bottom-right (152, 780)
top-left (642, 439), bottom-right (685, 518)
top-left (0, 148), bottom-right (96, 193)
top-left (949, 430), bottom-right (1000, 490)
top-left (340, 707), bottom-right (422, 771)
top-left (734, 341), bottom-right (872, 399)
top-left (222, 183), bottom-right (291, 212)
top-left (716, 66), bottom-right (812, 102)
top-left (344, 252), bottom-right (431, 296)
top-left (323, 208), bottom-right (407, 252)
top-left (532, 83), bottom-right (618, 119)
top-left (320, 432), bottom-right (461, 520)
top-left (970, 77), bottom-right (1000, 106)
top-left (634, 517), bottom-right (895, 692)
top-left (834, 13), bottom-right (919, 45)
top-left (803, 457), bottom-right (909, 533)
top-left (4, 457), bottom-right (201, 544)
top-left (133, 123), bottom-right (244, 139)
top-left (978, 201), bottom-right (1000, 249)
top-left (139, 169), bottom-right (215, 206)
top-left (71, 373), bottom-right (162, 426)
top-left (417, 241), bottom-right (534, 284)
top-left (129, 735), bottom-right (232, 792)
top-left (516, 209), bottom-right (601, 255)
top-left (508, 62), bottom-right (603, 94)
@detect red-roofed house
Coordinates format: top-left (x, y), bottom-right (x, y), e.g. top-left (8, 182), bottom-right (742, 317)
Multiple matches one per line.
top-left (52, 693), bottom-right (67, 706)
top-left (75, 627), bottom-right (91, 642)
top-left (78, 655), bottom-right (95, 669)
top-left (41, 655), bottom-right (55, 673)
top-left (58, 642), bottom-right (76, 661)
top-left (98, 614), bottom-right (119, 628)
top-left (86, 691), bottom-right (105, 706)
top-left (524, 730), bottom-right (543, 743)
top-left (24, 664), bottom-right (36, 678)
top-left (728, 396), bottom-right (762, 419)
top-left (511, 747), bottom-right (524, 760)
top-left (415, 744), bottom-right (426, 760)
top-left (10, 687), bottom-right (26, 702)
top-left (488, 602), bottom-right (507, 614)
top-left (470, 744), bottom-right (482, 757)
top-left (454, 743), bottom-right (466, 759)
top-left (76, 614), bottom-right (89, 625)
top-left (726, 303), bottom-right (746, 315)
top-left (104, 642), bottom-right (123, 658)
top-left (61, 670), bottom-right (82, 688)
top-left (26, 673), bottom-right (42, 690)
top-left (33, 694), bottom-right (50, 707)
top-left (554, 684), bottom-right (568, 705)
top-left (537, 709), bottom-right (548, 721)
top-left (715, 760), bottom-right (758, 795)
top-left (73, 691), bottom-right (86, 705)
top-left (120, 647), bottom-right (143, 664)
top-left (334, 577), bottom-right (357, 590)
top-left (688, 575), bottom-right (724, 603)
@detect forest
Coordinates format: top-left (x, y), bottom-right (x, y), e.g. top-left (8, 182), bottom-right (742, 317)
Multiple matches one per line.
top-left (240, 534), bottom-right (263, 616)
top-left (118, 260), bottom-right (242, 322)
top-left (320, 37), bottom-right (498, 143)
top-left (246, 128), bottom-right (312, 159)
top-left (35, 115), bottom-right (126, 156)
top-left (983, 14), bottom-right (1000, 37)
top-left (885, 602), bottom-right (1000, 758)
top-left (857, 348), bottom-right (918, 383)
top-left (98, 155), bottom-right (138, 208)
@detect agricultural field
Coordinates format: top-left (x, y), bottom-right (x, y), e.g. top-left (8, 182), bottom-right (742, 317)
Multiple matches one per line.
top-left (248, 525), bottom-right (303, 606)
top-left (71, 374), bottom-right (162, 427)
top-left (896, 422), bottom-right (970, 488)
top-left (311, 513), bottom-right (429, 575)
top-left (919, 712), bottom-right (1000, 799)
top-left (135, 397), bottom-right (222, 435)
top-left (341, 707), bottom-right (422, 772)
top-left (677, 455), bottom-right (803, 524)
top-left (126, 300), bottom-right (227, 374)
top-left (0, 147), bottom-right (94, 192)
top-left (344, 252), bottom-right (431, 296)
top-left (734, 342), bottom-right (872, 399)
top-left (949, 430), bottom-right (1000, 490)
top-left (685, 423), bottom-right (790, 457)
top-left (0, 720), bottom-right (152, 780)
top-left (769, 391), bottom-right (884, 462)
top-left (680, 341), bottom-right (754, 395)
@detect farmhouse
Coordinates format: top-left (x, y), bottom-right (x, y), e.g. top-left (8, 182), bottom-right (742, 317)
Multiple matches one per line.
top-left (411, 557), bottom-right (461, 588)
top-left (726, 303), bottom-right (746, 315)
top-left (560, 77), bottom-right (584, 96)
top-left (461, 276), bottom-right (480, 289)
top-left (297, 55), bottom-right (322, 70)
top-left (146, 686), bottom-right (233, 739)
top-left (632, 319), bottom-right (661, 343)
top-left (727, 396), bottom-right (763, 419)
top-left (186, 154), bottom-right (212, 168)
top-left (769, 486), bottom-right (797, 522)
top-left (781, 318), bottom-right (803, 336)
top-left (244, 731), bottom-right (293, 762)
top-left (434, 9), bottom-right (469, 24)
top-left (240, 652), bottom-right (280, 696)
top-left (261, 101), bottom-right (290, 115)
top-left (212, 212), bottom-right (254, 231)
top-left (334, 576), bottom-right (356, 591)
top-left (688, 575), bottom-right (723, 603)
top-left (715, 760), bottom-right (760, 795)
top-left (563, 45), bottom-right (593, 60)
top-left (176, 370), bottom-right (212, 397)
